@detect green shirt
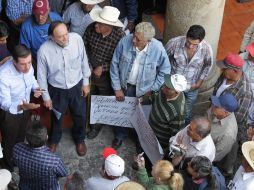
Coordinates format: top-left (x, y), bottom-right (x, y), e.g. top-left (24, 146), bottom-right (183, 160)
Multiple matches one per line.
top-left (137, 168), bottom-right (171, 190)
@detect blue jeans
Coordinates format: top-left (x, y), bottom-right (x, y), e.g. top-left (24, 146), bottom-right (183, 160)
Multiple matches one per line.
top-left (114, 84), bottom-right (136, 140)
top-left (184, 89), bottom-right (199, 125)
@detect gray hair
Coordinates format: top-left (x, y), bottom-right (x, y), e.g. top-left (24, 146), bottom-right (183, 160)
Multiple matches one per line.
top-left (135, 22), bottom-right (155, 41)
top-left (192, 116), bottom-right (211, 138)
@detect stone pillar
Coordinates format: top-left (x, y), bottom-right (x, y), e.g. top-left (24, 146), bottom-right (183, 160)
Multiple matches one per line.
top-left (163, 0), bottom-right (226, 114)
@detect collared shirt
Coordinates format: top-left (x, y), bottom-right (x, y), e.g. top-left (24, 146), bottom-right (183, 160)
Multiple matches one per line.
top-left (207, 108), bottom-right (238, 161)
top-left (165, 36), bottom-right (213, 90)
top-left (37, 32), bottom-right (91, 101)
top-left (0, 59), bottom-right (39, 114)
top-left (12, 143), bottom-right (69, 190)
top-left (84, 22), bottom-right (125, 72)
top-left (169, 125), bottom-right (216, 162)
top-left (110, 34), bottom-right (171, 97)
top-left (127, 44), bottom-right (148, 85)
top-left (20, 12), bottom-right (62, 59)
top-left (213, 74), bottom-right (252, 124)
top-left (6, 0), bottom-right (34, 21)
top-left (63, 2), bottom-right (99, 37)
top-left (243, 59), bottom-right (254, 124)
top-left (228, 166), bottom-right (254, 190)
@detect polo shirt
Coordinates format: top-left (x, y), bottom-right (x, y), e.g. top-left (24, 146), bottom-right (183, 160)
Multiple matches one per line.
top-left (20, 12), bottom-right (62, 59)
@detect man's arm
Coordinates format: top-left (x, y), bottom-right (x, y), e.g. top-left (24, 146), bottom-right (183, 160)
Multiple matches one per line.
top-left (235, 92), bottom-right (252, 123)
top-left (54, 158), bottom-right (70, 177)
top-left (198, 44), bottom-right (213, 82)
top-left (151, 47), bottom-right (171, 91)
top-left (20, 22), bottom-right (31, 49)
top-left (240, 20), bottom-right (254, 52)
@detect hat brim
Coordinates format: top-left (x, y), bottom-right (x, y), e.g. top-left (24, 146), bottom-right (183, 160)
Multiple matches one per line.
top-left (211, 96), bottom-right (222, 107)
top-left (115, 181), bottom-right (146, 190)
top-left (80, 0), bottom-right (105, 4)
top-left (216, 60), bottom-right (241, 70)
top-left (90, 8), bottom-right (124, 27)
top-left (242, 141), bottom-right (254, 170)
top-left (164, 75), bottom-right (175, 90)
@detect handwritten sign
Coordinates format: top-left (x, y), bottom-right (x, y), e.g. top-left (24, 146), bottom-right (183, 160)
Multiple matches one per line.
top-left (131, 104), bottom-right (164, 164)
top-left (90, 96), bottom-right (137, 128)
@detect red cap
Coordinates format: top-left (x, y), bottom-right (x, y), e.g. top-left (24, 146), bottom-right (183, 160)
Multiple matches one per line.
top-left (217, 53), bottom-right (244, 69)
top-left (32, 0), bottom-right (49, 15)
top-left (246, 42), bottom-right (254, 57)
top-left (102, 147), bottom-right (117, 159)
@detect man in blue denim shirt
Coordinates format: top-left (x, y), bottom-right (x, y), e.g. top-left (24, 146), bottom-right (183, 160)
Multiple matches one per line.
top-left (110, 22), bottom-right (171, 149)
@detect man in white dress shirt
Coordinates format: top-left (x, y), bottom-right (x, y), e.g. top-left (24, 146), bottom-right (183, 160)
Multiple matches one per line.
top-left (228, 141), bottom-right (254, 190)
top-left (169, 116), bottom-right (216, 166)
top-left (0, 45), bottom-right (42, 172)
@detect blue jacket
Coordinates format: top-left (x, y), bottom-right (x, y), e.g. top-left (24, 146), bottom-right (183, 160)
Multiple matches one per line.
top-left (111, 0), bottom-right (138, 21)
top-left (110, 34), bottom-right (171, 97)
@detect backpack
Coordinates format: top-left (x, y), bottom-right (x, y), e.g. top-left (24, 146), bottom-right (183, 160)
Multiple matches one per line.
top-left (198, 166), bottom-right (227, 190)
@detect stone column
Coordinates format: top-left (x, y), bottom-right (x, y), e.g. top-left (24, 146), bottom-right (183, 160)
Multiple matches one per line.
top-left (163, 0), bottom-right (226, 114)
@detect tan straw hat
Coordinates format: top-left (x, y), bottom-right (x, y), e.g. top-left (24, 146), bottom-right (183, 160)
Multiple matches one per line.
top-left (115, 181), bottom-right (146, 190)
top-left (90, 6), bottom-right (124, 27)
top-left (242, 141), bottom-right (254, 170)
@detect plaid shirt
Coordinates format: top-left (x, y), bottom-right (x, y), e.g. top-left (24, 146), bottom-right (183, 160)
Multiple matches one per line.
top-left (213, 74), bottom-right (252, 124)
top-left (84, 23), bottom-right (125, 72)
top-left (13, 143), bottom-right (69, 190)
top-left (165, 36), bottom-right (213, 90)
top-left (6, 0), bottom-right (34, 21)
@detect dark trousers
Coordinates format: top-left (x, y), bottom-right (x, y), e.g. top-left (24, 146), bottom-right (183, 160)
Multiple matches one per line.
top-left (0, 109), bottom-right (29, 171)
top-left (48, 80), bottom-right (86, 144)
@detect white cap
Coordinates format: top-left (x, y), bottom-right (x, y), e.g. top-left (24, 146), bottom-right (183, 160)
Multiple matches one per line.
top-left (164, 74), bottom-right (187, 92)
top-left (0, 169), bottom-right (12, 190)
top-left (105, 154), bottom-right (125, 177)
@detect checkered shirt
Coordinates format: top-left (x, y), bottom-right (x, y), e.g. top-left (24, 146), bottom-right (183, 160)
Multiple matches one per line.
top-left (84, 22), bottom-right (125, 72)
top-left (12, 143), bottom-right (69, 190)
top-left (165, 36), bottom-right (213, 89)
top-left (213, 74), bottom-right (252, 124)
top-left (6, 0), bottom-right (34, 21)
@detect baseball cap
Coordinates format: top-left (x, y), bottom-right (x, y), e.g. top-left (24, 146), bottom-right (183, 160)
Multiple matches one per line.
top-left (105, 154), bottom-right (125, 177)
top-left (32, 0), bottom-right (49, 15)
top-left (102, 147), bottom-right (117, 159)
top-left (0, 169), bottom-right (12, 190)
top-left (164, 74), bottom-right (187, 92)
top-left (246, 42), bottom-right (254, 57)
top-left (211, 93), bottom-right (238, 112)
top-left (217, 53), bottom-right (244, 70)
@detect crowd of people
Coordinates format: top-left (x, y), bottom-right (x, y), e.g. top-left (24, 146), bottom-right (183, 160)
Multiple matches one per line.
top-left (0, 0), bottom-right (254, 190)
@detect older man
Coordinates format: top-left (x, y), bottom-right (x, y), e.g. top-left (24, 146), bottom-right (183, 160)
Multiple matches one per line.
top-left (20, 0), bottom-right (62, 61)
top-left (169, 116), bottom-right (216, 166)
top-left (165, 25), bottom-right (213, 125)
top-left (0, 45), bottom-right (42, 172)
top-left (141, 74), bottom-right (187, 149)
top-left (13, 122), bottom-right (69, 190)
top-left (110, 22), bottom-right (170, 149)
top-left (84, 6), bottom-right (125, 139)
top-left (63, 0), bottom-right (104, 37)
top-left (37, 21), bottom-right (91, 156)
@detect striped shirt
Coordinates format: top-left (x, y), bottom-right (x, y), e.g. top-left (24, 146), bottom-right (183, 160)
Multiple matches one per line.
top-left (13, 143), bottom-right (69, 190)
top-left (6, 0), bottom-right (34, 21)
top-left (146, 91), bottom-right (186, 148)
top-left (165, 36), bottom-right (213, 90)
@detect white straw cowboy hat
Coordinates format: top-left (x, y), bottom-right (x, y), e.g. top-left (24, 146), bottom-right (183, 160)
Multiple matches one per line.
top-left (90, 6), bottom-right (124, 27)
top-left (242, 141), bottom-right (254, 170)
top-left (80, 0), bottom-right (105, 4)
top-left (115, 181), bottom-right (146, 190)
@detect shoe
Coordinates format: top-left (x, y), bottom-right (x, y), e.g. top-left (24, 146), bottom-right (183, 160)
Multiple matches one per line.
top-left (48, 144), bottom-right (57, 153)
top-left (112, 138), bottom-right (123, 150)
top-left (8, 179), bottom-right (18, 190)
top-left (76, 142), bottom-right (87, 156)
top-left (87, 128), bottom-right (101, 139)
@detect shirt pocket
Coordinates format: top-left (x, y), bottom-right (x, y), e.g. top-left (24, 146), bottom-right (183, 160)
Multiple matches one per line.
top-left (69, 54), bottom-right (81, 70)
top-left (144, 62), bottom-right (157, 82)
top-left (119, 55), bottom-right (131, 77)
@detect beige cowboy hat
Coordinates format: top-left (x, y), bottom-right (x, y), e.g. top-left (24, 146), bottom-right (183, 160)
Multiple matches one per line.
top-left (242, 141), bottom-right (254, 170)
top-left (90, 6), bottom-right (124, 27)
top-left (115, 181), bottom-right (146, 190)
top-left (80, 0), bottom-right (105, 4)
